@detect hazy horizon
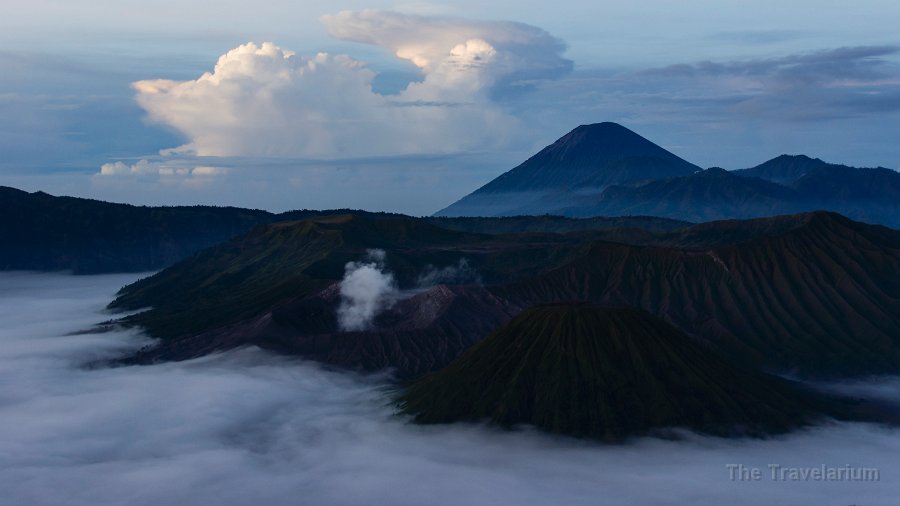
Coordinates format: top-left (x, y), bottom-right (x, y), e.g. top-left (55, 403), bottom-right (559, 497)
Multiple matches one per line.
top-left (2, 2), bottom-right (899, 214)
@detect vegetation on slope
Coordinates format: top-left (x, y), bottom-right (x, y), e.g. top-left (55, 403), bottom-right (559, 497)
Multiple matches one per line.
top-left (0, 186), bottom-right (271, 273)
top-left (400, 304), bottom-right (840, 440)
top-left (111, 211), bottom-right (900, 379)
top-left (495, 212), bottom-right (900, 377)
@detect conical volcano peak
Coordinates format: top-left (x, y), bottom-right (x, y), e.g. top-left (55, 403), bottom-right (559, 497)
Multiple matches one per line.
top-left (532, 122), bottom-right (693, 166)
top-left (399, 303), bottom-right (840, 440)
top-left (560, 122), bottom-right (637, 140)
top-left (435, 122), bottom-right (701, 217)
top-left (560, 122), bottom-right (647, 142)
top-left (540, 122), bottom-right (673, 162)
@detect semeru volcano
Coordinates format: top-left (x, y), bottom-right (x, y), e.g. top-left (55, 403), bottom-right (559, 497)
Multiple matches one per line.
top-left (398, 304), bottom-right (840, 441)
top-left (435, 122), bottom-right (700, 217)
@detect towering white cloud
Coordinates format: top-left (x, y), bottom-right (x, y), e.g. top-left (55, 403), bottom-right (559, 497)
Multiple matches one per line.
top-left (134, 44), bottom-right (387, 157)
top-left (323, 9), bottom-right (572, 96)
top-left (131, 11), bottom-right (572, 158)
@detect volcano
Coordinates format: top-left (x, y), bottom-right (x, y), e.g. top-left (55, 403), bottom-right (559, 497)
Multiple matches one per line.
top-left (435, 122), bottom-right (700, 217)
top-left (399, 304), bottom-right (840, 440)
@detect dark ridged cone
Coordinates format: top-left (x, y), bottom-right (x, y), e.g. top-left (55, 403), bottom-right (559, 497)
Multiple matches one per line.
top-left (399, 304), bottom-right (841, 441)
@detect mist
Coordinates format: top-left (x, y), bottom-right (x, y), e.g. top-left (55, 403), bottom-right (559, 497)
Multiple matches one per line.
top-left (1, 272), bottom-right (898, 505)
top-left (416, 258), bottom-right (482, 287)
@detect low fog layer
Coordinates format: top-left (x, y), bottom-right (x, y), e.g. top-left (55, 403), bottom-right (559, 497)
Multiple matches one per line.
top-left (1, 272), bottom-right (898, 506)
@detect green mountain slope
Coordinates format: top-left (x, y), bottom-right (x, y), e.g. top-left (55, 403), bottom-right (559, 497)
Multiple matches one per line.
top-left (399, 304), bottom-right (840, 440)
top-left (110, 211), bottom-right (900, 381)
top-left (109, 214), bottom-right (584, 340)
top-left (496, 212), bottom-right (900, 377)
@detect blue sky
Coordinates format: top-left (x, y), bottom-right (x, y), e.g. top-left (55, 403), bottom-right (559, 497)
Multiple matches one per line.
top-left (2, 1), bottom-right (899, 214)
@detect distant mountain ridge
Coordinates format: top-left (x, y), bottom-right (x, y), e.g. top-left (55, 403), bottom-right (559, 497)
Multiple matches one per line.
top-left (0, 186), bottom-right (272, 273)
top-left (559, 167), bottom-right (802, 223)
top-left (0, 186), bottom-right (682, 273)
top-left (436, 124), bottom-right (900, 229)
top-left (734, 154), bottom-right (830, 183)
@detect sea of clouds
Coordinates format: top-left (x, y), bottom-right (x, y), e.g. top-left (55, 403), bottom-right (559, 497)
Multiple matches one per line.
top-left (1, 271), bottom-right (898, 505)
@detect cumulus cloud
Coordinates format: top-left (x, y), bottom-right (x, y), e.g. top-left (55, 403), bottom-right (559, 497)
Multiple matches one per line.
top-left (322, 10), bottom-right (572, 97)
top-left (337, 249), bottom-right (399, 331)
top-left (94, 158), bottom-right (229, 188)
top-left (98, 159), bottom-right (228, 179)
top-left (131, 11), bottom-right (572, 158)
top-left (3, 271), bottom-right (900, 506)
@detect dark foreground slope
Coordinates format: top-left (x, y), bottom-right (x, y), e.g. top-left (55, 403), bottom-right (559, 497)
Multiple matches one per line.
top-left (110, 211), bottom-right (900, 380)
top-left (399, 304), bottom-right (841, 440)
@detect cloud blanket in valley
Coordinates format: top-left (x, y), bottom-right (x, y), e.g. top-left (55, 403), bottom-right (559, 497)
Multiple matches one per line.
top-left (1, 272), bottom-right (899, 505)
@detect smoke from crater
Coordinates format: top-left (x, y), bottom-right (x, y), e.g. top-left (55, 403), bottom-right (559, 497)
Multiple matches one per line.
top-left (337, 249), bottom-right (398, 331)
top-left (416, 258), bottom-right (482, 287)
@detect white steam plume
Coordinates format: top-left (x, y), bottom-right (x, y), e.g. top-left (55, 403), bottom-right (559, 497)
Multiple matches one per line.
top-left (337, 249), bottom-right (398, 331)
top-left (416, 258), bottom-right (481, 287)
